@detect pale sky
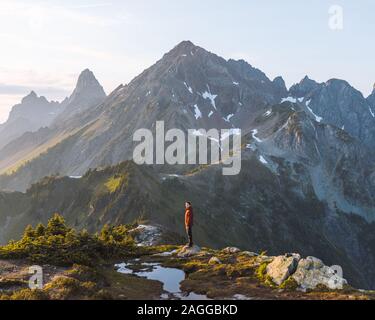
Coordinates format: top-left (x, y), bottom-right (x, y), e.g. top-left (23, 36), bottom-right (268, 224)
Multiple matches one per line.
top-left (0, 0), bottom-right (374, 124)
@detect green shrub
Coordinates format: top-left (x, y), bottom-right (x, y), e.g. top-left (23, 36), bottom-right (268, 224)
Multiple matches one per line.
top-left (255, 262), bottom-right (268, 281)
top-left (0, 289), bottom-right (49, 300)
top-left (0, 214), bottom-right (137, 266)
top-left (279, 277), bottom-right (298, 290)
top-left (255, 262), bottom-right (277, 287)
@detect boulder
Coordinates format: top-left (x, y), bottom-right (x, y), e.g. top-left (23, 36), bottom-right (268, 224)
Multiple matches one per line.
top-left (222, 247), bottom-right (241, 254)
top-left (292, 256), bottom-right (347, 290)
top-left (177, 245), bottom-right (201, 258)
top-left (266, 254), bottom-right (300, 286)
top-left (128, 225), bottom-right (162, 246)
top-left (208, 257), bottom-right (222, 265)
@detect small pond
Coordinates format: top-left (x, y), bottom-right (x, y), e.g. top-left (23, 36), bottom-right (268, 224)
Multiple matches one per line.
top-left (115, 259), bottom-right (210, 300)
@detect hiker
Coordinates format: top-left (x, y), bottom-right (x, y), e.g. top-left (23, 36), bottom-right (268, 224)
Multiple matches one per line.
top-left (185, 201), bottom-right (194, 247)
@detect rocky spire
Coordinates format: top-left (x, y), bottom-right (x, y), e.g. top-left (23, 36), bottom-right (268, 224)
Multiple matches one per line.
top-left (289, 75), bottom-right (321, 97)
top-left (21, 90), bottom-right (38, 103)
top-left (66, 69), bottom-right (106, 108)
top-left (72, 69), bottom-right (106, 96)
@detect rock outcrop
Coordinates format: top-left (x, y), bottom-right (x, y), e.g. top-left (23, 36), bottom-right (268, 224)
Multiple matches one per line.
top-left (265, 254), bottom-right (300, 286)
top-left (128, 225), bottom-right (163, 246)
top-left (291, 257), bottom-right (347, 290)
top-left (222, 247), bottom-right (241, 254)
top-left (177, 245), bottom-right (201, 258)
top-left (264, 255), bottom-right (347, 290)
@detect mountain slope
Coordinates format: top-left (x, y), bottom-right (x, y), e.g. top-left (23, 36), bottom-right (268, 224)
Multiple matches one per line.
top-left (0, 157), bottom-right (374, 289)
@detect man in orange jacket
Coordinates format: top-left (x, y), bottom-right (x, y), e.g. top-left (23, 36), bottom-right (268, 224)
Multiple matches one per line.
top-left (185, 201), bottom-right (194, 247)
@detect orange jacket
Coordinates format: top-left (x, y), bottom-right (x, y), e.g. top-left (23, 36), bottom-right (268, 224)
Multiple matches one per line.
top-left (185, 207), bottom-right (193, 228)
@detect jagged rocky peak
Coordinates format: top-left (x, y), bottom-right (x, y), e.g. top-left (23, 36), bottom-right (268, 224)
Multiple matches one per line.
top-left (21, 91), bottom-right (48, 104)
top-left (0, 89), bottom-right (64, 150)
top-left (72, 68), bottom-right (106, 97)
top-left (169, 40), bottom-right (197, 55)
top-left (273, 76), bottom-right (286, 88)
top-left (272, 76), bottom-right (288, 97)
top-left (21, 90), bottom-right (37, 102)
top-left (11, 91), bottom-right (55, 120)
top-left (289, 75), bottom-right (321, 97)
top-left (61, 68), bottom-right (106, 115)
top-left (159, 40), bottom-right (205, 64)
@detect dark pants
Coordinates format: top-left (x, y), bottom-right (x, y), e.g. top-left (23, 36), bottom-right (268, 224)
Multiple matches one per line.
top-left (186, 226), bottom-right (193, 247)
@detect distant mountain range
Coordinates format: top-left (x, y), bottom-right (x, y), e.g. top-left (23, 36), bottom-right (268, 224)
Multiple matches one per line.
top-left (0, 91), bottom-right (63, 150)
top-left (0, 41), bottom-right (374, 289)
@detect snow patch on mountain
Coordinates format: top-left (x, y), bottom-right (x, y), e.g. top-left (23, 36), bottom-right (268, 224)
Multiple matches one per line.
top-left (264, 110), bottom-right (272, 117)
top-left (251, 129), bottom-right (262, 143)
top-left (184, 82), bottom-right (193, 94)
top-left (281, 96), bottom-right (297, 103)
top-left (369, 106), bottom-right (375, 118)
top-left (259, 155), bottom-right (268, 164)
top-left (193, 104), bottom-right (202, 119)
top-left (223, 114), bottom-right (234, 122)
top-left (306, 104), bottom-right (323, 122)
top-left (202, 87), bottom-right (217, 110)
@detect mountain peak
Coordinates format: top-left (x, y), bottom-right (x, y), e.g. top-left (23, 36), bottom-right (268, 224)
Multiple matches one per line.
top-left (69, 69), bottom-right (106, 99)
top-left (28, 90), bottom-right (37, 98)
top-left (165, 40), bottom-right (201, 59)
top-left (273, 76), bottom-right (286, 87)
top-left (289, 76), bottom-right (321, 97)
top-left (174, 40), bottom-right (197, 50)
top-left (21, 90), bottom-right (41, 104)
top-left (300, 75), bottom-right (318, 86)
top-left (58, 69), bottom-right (106, 117)
top-left (75, 69), bottom-right (103, 92)
top-left (273, 76), bottom-right (288, 96)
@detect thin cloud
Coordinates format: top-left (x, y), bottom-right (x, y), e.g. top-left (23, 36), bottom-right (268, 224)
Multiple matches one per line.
top-left (0, 84), bottom-right (70, 97)
top-left (0, 0), bottom-right (136, 28)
